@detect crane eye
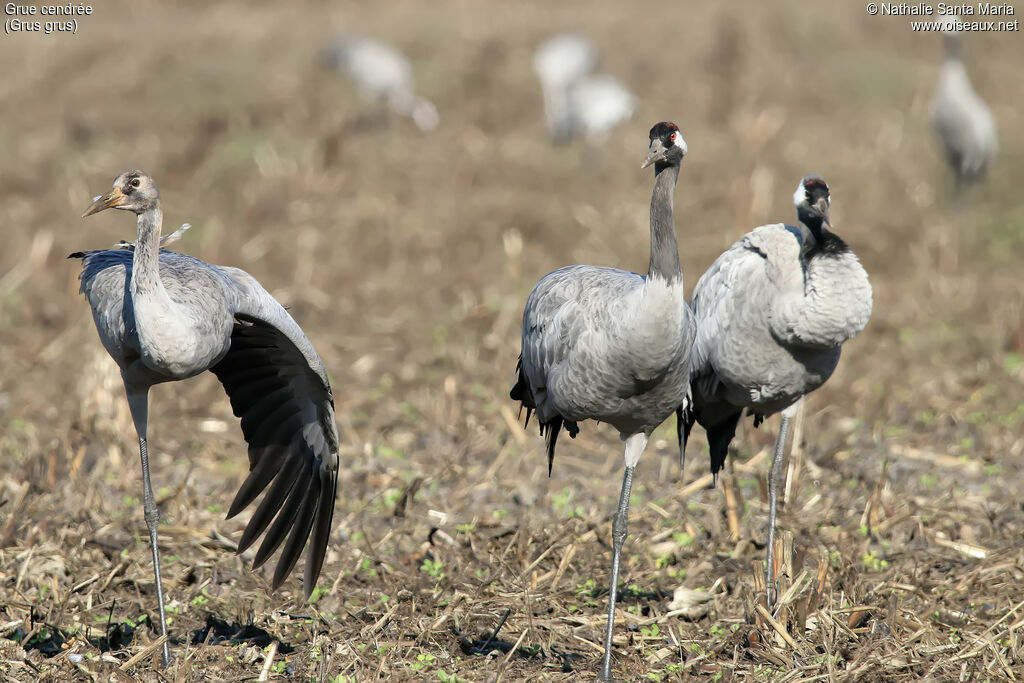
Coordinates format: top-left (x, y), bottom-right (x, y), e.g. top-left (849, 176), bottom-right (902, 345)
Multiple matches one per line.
top-left (670, 132), bottom-right (677, 142)
top-left (130, 178), bottom-right (141, 188)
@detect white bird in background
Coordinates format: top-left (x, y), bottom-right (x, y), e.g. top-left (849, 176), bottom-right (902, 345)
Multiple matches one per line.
top-left (931, 17), bottom-right (997, 189)
top-left (533, 33), bottom-right (635, 143)
top-left (324, 35), bottom-right (440, 131)
top-left (680, 175), bottom-right (872, 606)
top-left (71, 170), bottom-right (340, 666)
top-left (511, 122), bottom-right (694, 680)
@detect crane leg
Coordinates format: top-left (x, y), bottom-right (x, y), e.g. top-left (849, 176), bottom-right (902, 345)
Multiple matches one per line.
top-left (599, 433), bottom-right (647, 682)
top-left (126, 388), bottom-right (171, 668)
top-left (765, 406), bottom-right (795, 609)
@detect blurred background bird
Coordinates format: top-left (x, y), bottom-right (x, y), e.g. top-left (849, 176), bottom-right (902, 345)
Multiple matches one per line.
top-left (323, 35), bottom-right (440, 131)
top-left (533, 33), bottom-right (635, 143)
top-left (931, 16), bottom-right (998, 192)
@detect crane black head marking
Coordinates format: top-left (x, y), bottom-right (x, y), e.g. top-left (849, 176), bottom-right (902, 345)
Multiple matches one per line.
top-left (649, 121), bottom-right (679, 140)
top-left (642, 121), bottom-right (687, 169)
top-left (794, 174), bottom-right (830, 212)
top-left (801, 174), bottom-right (830, 206)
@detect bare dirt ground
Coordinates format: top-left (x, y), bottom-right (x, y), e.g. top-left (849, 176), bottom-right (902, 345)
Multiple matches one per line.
top-left (1, 1), bottom-right (1023, 680)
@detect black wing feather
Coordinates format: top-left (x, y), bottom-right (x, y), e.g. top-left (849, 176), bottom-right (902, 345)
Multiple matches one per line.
top-left (210, 317), bottom-right (338, 598)
top-left (252, 456), bottom-right (313, 569)
top-left (509, 355), bottom-right (579, 476)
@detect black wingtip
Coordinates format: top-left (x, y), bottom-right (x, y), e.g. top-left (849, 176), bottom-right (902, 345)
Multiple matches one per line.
top-left (68, 251), bottom-right (85, 260)
top-left (253, 460), bottom-right (313, 572)
top-left (303, 467), bottom-right (337, 599)
top-left (269, 472), bottom-right (319, 591)
top-left (235, 450), bottom-right (303, 558)
top-left (209, 316), bottom-right (339, 598)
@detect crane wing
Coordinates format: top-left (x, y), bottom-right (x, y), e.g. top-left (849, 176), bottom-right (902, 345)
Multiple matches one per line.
top-left (689, 243), bottom-right (753, 394)
top-left (209, 267), bottom-right (339, 598)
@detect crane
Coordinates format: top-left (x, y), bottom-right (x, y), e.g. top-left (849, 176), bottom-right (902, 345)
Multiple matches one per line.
top-left (510, 122), bottom-right (694, 680)
top-left (323, 35), bottom-right (440, 131)
top-left (71, 170), bottom-right (339, 666)
top-left (533, 33), bottom-right (635, 143)
top-left (681, 174), bottom-right (872, 606)
top-left (931, 18), bottom-right (997, 189)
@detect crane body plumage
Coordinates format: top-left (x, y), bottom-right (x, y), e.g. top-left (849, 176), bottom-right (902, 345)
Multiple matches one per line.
top-left (78, 247), bottom-right (233, 380)
top-left (519, 266), bottom-right (692, 442)
top-left (682, 175), bottom-right (871, 605)
top-left (511, 123), bottom-right (693, 680)
top-left (72, 170), bottom-right (339, 667)
top-left (690, 223), bottom-right (870, 433)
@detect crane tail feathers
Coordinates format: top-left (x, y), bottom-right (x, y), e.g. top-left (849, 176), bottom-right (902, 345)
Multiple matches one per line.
top-left (543, 418), bottom-right (560, 476)
top-left (509, 354), bottom-right (539, 429)
top-left (538, 417), bottom-right (578, 476)
top-left (676, 404), bottom-right (695, 471)
top-left (507, 354), bottom-right (579, 476)
top-left (509, 357), bottom-right (533, 404)
top-left (707, 411), bottom-right (742, 485)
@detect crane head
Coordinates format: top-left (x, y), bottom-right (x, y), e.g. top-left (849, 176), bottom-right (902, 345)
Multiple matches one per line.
top-left (83, 170), bottom-right (161, 217)
top-left (642, 121), bottom-right (687, 169)
top-left (794, 174), bottom-right (831, 230)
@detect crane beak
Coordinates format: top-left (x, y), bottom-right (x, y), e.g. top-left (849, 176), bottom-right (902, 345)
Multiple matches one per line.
top-left (814, 197), bottom-right (831, 229)
top-left (641, 140), bottom-right (667, 169)
top-left (82, 187), bottom-right (126, 217)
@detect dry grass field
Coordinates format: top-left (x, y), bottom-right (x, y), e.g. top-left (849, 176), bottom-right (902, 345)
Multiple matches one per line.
top-left (1, 1), bottom-right (1023, 680)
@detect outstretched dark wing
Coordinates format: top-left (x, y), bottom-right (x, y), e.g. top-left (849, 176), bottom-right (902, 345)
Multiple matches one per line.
top-left (211, 267), bottom-right (339, 598)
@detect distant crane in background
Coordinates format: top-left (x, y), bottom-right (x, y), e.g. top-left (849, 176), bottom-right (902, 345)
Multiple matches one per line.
top-left (323, 35), bottom-right (440, 131)
top-left (511, 122), bottom-right (694, 680)
top-left (680, 175), bottom-right (872, 606)
top-left (533, 33), bottom-right (635, 143)
top-left (72, 170), bottom-right (340, 666)
top-left (931, 18), bottom-right (997, 190)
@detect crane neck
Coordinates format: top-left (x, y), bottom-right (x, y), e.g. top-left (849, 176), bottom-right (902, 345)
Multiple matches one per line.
top-left (648, 162), bottom-right (682, 283)
top-left (796, 211), bottom-right (850, 260)
top-left (796, 206), bottom-right (826, 249)
top-left (130, 207), bottom-right (169, 300)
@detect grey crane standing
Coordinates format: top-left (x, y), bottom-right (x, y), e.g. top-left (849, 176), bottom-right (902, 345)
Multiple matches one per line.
top-left (72, 171), bottom-right (339, 666)
top-left (510, 122), bottom-right (694, 680)
top-left (931, 20), bottom-right (997, 190)
top-left (681, 175), bottom-right (872, 605)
